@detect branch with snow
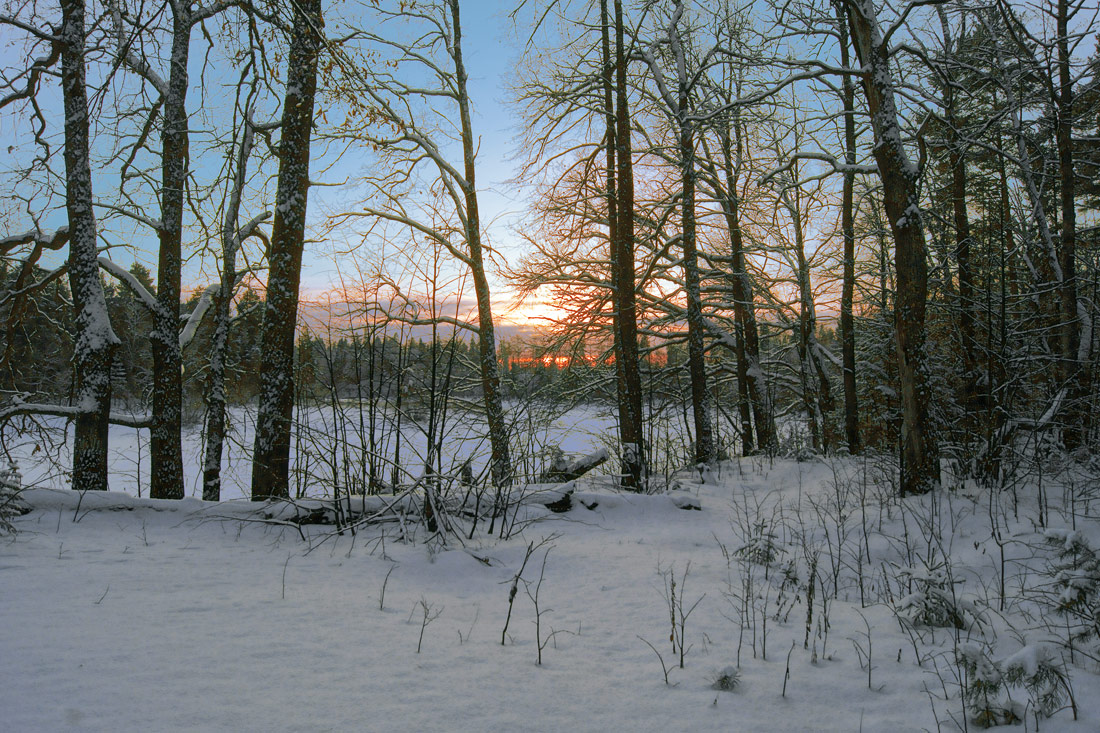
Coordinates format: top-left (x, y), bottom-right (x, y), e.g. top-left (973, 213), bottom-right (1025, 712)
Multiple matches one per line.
top-left (0, 397), bottom-right (151, 429)
top-left (97, 258), bottom-right (159, 312)
top-left (0, 226), bottom-right (69, 256)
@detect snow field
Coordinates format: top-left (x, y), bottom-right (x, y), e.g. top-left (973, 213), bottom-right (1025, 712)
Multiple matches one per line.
top-left (2, 458), bottom-right (1099, 732)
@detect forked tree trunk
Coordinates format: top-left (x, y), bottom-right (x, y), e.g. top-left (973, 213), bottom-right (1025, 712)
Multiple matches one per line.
top-left (663, 1), bottom-right (715, 465)
top-left (251, 0), bottom-right (323, 500)
top-left (61, 0), bottom-right (118, 492)
top-left (847, 0), bottom-right (939, 495)
top-left (203, 113), bottom-right (262, 501)
top-left (716, 122), bottom-right (774, 455)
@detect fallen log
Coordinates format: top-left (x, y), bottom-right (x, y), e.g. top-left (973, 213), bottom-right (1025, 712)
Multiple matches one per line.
top-left (538, 447), bottom-right (609, 483)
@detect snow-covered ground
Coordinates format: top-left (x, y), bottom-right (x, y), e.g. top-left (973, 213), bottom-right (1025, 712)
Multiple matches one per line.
top-left (3, 456), bottom-right (1098, 731)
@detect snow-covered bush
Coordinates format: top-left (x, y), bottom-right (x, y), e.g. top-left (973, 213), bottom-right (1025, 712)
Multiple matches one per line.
top-left (1000, 645), bottom-right (1073, 720)
top-left (736, 519), bottom-right (785, 567)
top-left (955, 642), bottom-right (1073, 728)
top-left (0, 461), bottom-right (24, 536)
top-left (1044, 529), bottom-right (1100, 662)
top-left (895, 560), bottom-right (981, 630)
top-left (710, 665), bottom-right (740, 692)
top-left (955, 643), bottom-right (1022, 728)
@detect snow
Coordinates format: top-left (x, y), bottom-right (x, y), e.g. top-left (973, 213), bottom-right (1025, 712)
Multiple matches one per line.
top-left (3, 454), bottom-right (1099, 731)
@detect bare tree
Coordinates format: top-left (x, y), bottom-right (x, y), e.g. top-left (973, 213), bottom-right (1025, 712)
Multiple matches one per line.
top-left (202, 77), bottom-right (272, 501)
top-left (834, 0), bottom-right (860, 454)
top-left (331, 0), bottom-right (512, 489)
top-left (105, 0), bottom-right (244, 499)
top-left (604, 0), bottom-right (646, 487)
top-left (637, 0), bottom-right (716, 464)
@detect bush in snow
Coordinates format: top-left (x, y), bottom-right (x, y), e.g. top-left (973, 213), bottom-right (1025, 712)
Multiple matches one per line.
top-left (735, 519), bottom-right (785, 567)
top-left (710, 665), bottom-right (740, 692)
top-left (955, 642), bottom-right (1074, 728)
top-left (1044, 529), bottom-right (1100, 663)
top-left (955, 643), bottom-right (1022, 728)
top-left (894, 559), bottom-right (982, 631)
top-left (0, 461), bottom-right (25, 536)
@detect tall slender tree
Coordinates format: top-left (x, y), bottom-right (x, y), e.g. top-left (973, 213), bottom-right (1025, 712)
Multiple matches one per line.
top-left (603, 0), bottom-right (646, 488)
top-left (251, 0), bottom-right (323, 499)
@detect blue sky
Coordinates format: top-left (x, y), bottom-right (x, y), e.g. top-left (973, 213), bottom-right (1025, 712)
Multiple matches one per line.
top-left (300, 3), bottom-right (531, 301)
top-left (1, 2), bottom-right (536, 319)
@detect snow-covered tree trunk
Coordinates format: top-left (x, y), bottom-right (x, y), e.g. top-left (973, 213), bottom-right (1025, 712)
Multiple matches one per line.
top-left (669, 2), bottom-right (715, 465)
top-left (204, 112), bottom-right (266, 502)
top-left (846, 0), bottom-right (939, 495)
top-left (714, 121), bottom-right (774, 455)
top-left (147, 3), bottom-right (192, 500)
top-left (61, 0), bottom-right (119, 492)
top-left (935, 8), bottom-right (977, 418)
top-left (251, 0), bottom-right (323, 500)
top-left (782, 177), bottom-right (832, 454)
top-left (1054, 0), bottom-right (1085, 449)
top-left (680, 112), bottom-right (715, 465)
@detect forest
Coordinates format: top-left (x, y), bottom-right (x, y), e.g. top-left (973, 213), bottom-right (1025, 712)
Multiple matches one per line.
top-left (2, 0), bottom-right (1100, 730)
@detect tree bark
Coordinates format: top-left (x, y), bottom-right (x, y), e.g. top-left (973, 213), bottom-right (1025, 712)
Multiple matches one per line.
top-left (251, 0), bottom-right (323, 500)
top-left (717, 122), bottom-right (774, 454)
top-left (847, 0), bottom-right (939, 495)
top-left (61, 0), bottom-right (119, 492)
top-left (203, 113), bottom-right (261, 501)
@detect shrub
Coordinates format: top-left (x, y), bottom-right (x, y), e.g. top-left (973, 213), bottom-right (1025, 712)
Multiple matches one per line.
top-left (1044, 529), bottom-right (1100, 661)
top-left (0, 461), bottom-right (25, 536)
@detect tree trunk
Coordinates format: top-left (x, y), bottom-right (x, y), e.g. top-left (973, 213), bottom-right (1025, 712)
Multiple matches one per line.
top-left (836, 0), bottom-right (860, 454)
top-left (847, 0), bottom-right (939, 495)
top-left (937, 8), bottom-right (977, 421)
top-left (1055, 0), bottom-right (1084, 448)
top-left (203, 113), bottom-right (258, 502)
top-left (251, 0), bottom-right (323, 500)
top-left (61, 0), bottom-right (118, 492)
top-left (450, 0), bottom-right (511, 489)
top-left (717, 121), bottom-right (774, 454)
top-left (149, 5), bottom-right (191, 500)
top-left (680, 112), bottom-right (715, 465)
top-left (607, 0), bottom-right (645, 488)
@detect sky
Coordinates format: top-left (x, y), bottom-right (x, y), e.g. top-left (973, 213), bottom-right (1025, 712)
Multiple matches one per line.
top-left (299, 3), bottom-right (539, 323)
top-left (0, 1), bottom-right (546, 326)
